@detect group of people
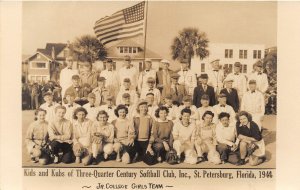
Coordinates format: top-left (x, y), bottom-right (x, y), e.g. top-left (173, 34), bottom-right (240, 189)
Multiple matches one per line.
top-left (25, 55), bottom-right (268, 166)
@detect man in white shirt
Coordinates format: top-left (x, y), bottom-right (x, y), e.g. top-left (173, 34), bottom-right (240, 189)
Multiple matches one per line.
top-left (207, 59), bottom-right (225, 95)
top-left (226, 62), bottom-right (247, 102)
top-left (241, 80), bottom-right (265, 130)
top-left (63, 91), bottom-right (81, 123)
top-left (177, 96), bottom-right (199, 124)
top-left (98, 95), bottom-right (117, 123)
top-left (83, 92), bottom-right (99, 122)
top-left (100, 59), bottom-right (119, 100)
top-left (59, 56), bottom-right (78, 99)
top-left (118, 55), bottom-right (139, 89)
top-left (116, 78), bottom-right (139, 106)
top-left (137, 59), bottom-right (157, 92)
top-left (92, 76), bottom-right (111, 107)
top-left (213, 93), bottom-right (236, 124)
top-left (140, 77), bottom-right (161, 106)
top-left (163, 94), bottom-right (178, 121)
top-left (40, 92), bottom-right (60, 123)
top-left (145, 92), bottom-right (159, 120)
top-left (122, 93), bottom-right (137, 119)
top-left (247, 61), bottom-right (269, 94)
top-left (177, 59), bottom-right (197, 96)
top-left (216, 112), bottom-right (239, 164)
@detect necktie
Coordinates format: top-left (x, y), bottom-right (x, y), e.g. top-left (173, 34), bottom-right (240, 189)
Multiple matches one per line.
top-left (251, 91), bottom-right (255, 93)
top-left (175, 85), bottom-right (178, 96)
top-left (108, 69), bottom-right (112, 72)
top-left (125, 104), bottom-right (130, 107)
top-left (220, 105), bottom-right (225, 107)
top-left (148, 105), bottom-right (152, 107)
top-left (145, 70), bottom-right (149, 72)
top-left (149, 88), bottom-right (153, 91)
top-left (213, 70), bottom-right (218, 72)
top-left (183, 70), bottom-right (188, 72)
top-left (234, 73), bottom-right (239, 75)
top-left (90, 105), bottom-right (95, 108)
top-left (68, 104), bottom-right (73, 107)
top-left (48, 104), bottom-right (53, 107)
top-left (125, 89), bottom-right (129, 91)
top-left (108, 106), bottom-right (112, 109)
top-left (68, 67), bottom-right (72, 70)
top-left (258, 73), bottom-right (262, 75)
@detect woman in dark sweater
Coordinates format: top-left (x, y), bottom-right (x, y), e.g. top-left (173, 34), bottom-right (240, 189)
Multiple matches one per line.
top-left (150, 106), bottom-right (174, 163)
top-left (235, 111), bottom-right (265, 166)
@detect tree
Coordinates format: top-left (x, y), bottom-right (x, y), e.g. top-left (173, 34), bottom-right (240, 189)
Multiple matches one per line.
top-left (171, 27), bottom-right (209, 65)
top-left (70, 35), bottom-right (107, 63)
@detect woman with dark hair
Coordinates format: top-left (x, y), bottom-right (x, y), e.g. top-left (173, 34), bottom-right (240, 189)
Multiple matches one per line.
top-left (235, 111), bottom-right (265, 166)
top-left (132, 100), bottom-right (155, 165)
top-left (194, 110), bottom-right (221, 164)
top-left (90, 110), bottom-right (114, 165)
top-left (172, 108), bottom-right (197, 164)
top-left (25, 108), bottom-right (50, 165)
top-left (112, 105), bottom-right (136, 164)
top-left (149, 106), bottom-right (174, 163)
top-left (72, 107), bottom-right (93, 165)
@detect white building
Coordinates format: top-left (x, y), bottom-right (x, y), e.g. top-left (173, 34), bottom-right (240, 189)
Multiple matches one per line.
top-left (191, 43), bottom-right (265, 76)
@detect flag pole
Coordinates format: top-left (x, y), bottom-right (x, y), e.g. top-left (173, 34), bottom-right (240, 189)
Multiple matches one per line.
top-left (143, 0), bottom-right (149, 62)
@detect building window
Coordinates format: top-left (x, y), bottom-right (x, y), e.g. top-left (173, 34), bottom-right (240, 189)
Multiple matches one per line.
top-left (119, 46), bottom-right (138, 54)
top-left (257, 50), bottom-right (261, 59)
top-left (253, 50), bottom-right (257, 59)
top-left (201, 63), bottom-right (205, 72)
top-left (129, 47), bottom-right (132, 53)
top-left (225, 49), bottom-right (233, 58)
top-left (239, 50), bottom-right (247, 59)
top-left (228, 64), bottom-right (233, 73)
top-left (133, 47), bottom-right (137, 53)
top-left (243, 64), bottom-right (247, 73)
top-left (253, 50), bottom-right (261, 59)
top-left (31, 62), bottom-right (47, 69)
top-left (124, 47), bottom-right (128, 54)
top-left (120, 47), bottom-right (124, 53)
top-left (139, 62), bottom-right (144, 72)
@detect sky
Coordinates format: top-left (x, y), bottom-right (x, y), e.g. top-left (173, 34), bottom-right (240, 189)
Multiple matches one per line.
top-left (22, 1), bottom-right (277, 63)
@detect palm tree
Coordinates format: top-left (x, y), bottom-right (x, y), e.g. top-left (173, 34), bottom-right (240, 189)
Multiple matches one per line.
top-left (171, 27), bottom-right (209, 67)
top-left (70, 34), bottom-right (107, 63)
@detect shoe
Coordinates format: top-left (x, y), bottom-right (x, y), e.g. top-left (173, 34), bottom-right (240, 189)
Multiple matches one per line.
top-left (91, 157), bottom-right (98, 165)
top-left (104, 153), bottom-right (108, 160)
top-left (75, 157), bottom-right (81, 164)
top-left (30, 157), bottom-right (38, 163)
top-left (132, 153), bottom-right (138, 163)
top-left (116, 158), bottom-right (121, 162)
top-left (222, 160), bottom-right (226, 164)
top-left (197, 156), bottom-right (204, 163)
top-left (177, 156), bottom-right (181, 164)
top-left (53, 156), bottom-right (59, 164)
top-left (157, 156), bottom-right (162, 163)
top-left (236, 159), bottom-right (245, 166)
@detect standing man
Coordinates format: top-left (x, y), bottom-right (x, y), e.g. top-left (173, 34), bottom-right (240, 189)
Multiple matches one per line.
top-left (241, 80), bottom-right (265, 130)
top-left (156, 59), bottom-right (173, 97)
top-left (177, 59), bottom-right (197, 96)
top-left (138, 59), bottom-right (157, 92)
top-left (100, 59), bottom-right (119, 101)
top-left (118, 55), bottom-right (139, 90)
top-left (220, 77), bottom-right (239, 112)
top-left (78, 60), bottom-right (98, 90)
top-left (60, 56), bottom-right (78, 99)
top-left (193, 73), bottom-right (216, 108)
top-left (207, 59), bottom-right (225, 95)
top-left (169, 73), bottom-right (187, 106)
top-left (226, 62), bottom-right (247, 102)
top-left (140, 77), bottom-right (161, 106)
top-left (92, 76), bottom-right (111, 107)
top-left (248, 61), bottom-right (269, 94)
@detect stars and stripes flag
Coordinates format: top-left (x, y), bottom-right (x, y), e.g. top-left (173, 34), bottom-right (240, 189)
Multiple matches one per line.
top-left (94, 1), bottom-right (146, 45)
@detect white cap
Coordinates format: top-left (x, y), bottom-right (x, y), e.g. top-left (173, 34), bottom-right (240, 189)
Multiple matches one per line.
top-left (161, 59), bottom-right (170, 64)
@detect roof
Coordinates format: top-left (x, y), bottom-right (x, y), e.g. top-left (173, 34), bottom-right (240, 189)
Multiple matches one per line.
top-left (106, 39), bottom-right (162, 60)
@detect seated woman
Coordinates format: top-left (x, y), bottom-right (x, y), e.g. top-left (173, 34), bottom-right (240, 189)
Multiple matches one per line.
top-left (235, 111), bottom-right (265, 166)
top-left (112, 105), bottom-right (136, 164)
top-left (25, 108), bottom-right (50, 165)
top-left (90, 110), bottom-right (114, 165)
top-left (132, 100), bottom-right (155, 164)
top-left (194, 111), bottom-right (221, 164)
top-left (150, 106), bottom-right (174, 163)
top-left (172, 108), bottom-right (197, 164)
top-left (72, 107), bottom-right (93, 165)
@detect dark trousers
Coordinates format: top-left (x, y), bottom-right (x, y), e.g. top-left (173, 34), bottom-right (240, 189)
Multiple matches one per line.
top-left (152, 142), bottom-right (167, 159)
top-left (134, 140), bottom-right (149, 160)
top-left (217, 143), bottom-right (231, 161)
top-left (50, 141), bottom-right (74, 163)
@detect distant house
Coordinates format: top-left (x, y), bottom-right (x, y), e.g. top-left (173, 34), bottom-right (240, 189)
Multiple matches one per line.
top-left (23, 43), bottom-right (71, 83)
top-left (191, 43), bottom-right (266, 76)
top-left (102, 39), bottom-right (162, 72)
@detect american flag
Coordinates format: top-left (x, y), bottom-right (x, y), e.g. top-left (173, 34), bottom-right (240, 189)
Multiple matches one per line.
top-left (94, 1), bottom-right (145, 45)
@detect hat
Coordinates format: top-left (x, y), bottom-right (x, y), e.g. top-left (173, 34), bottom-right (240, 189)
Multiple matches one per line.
top-left (137, 99), bottom-right (148, 107)
top-left (97, 76), bottom-right (106, 82)
top-left (180, 59), bottom-right (189, 64)
top-left (224, 76), bottom-right (234, 83)
top-left (256, 61), bottom-right (263, 67)
top-left (106, 95), bottom-right (113, 101)
top-left (43, 92), bottom-right (53, 97)
top-left (72, 75), bottom-right (80, 80)
top-left (123, 78), bottom-right (131, 83)
top-left (234, 62), bottom-right (242, 67)
top-left (145, 58), bottom-right (152, 63)
top-left (164, 94), bottom-right (172, 100)
top-left (124, 55), bottom-right (131, 61)
top-left (170, 73), bottom-right (180, 79)
top-left (199, 73), bottom-right (208, 79)
top-left (201, 94), bottom-right (210, 100)
top-left (88, 92), bottom-right (96, 99)
top-left (182, 96), bottom-right (192, 102)
top-left (122, 93), bottom-right (130, 98)
top-left (210, 59), bottom-right (220, 64)
top-left (106, 59), bottom-right (113, 63)
top-left (249, 79), bottom-right (257, 84)
top-left (218, 93), bottom-right (227, 98)
top-left (147, 77), bottom-right (155, 83)
top-left (161, 59), bottom-right (170, 64)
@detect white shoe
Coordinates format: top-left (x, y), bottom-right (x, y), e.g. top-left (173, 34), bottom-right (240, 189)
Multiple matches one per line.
top-left (104, 153), bottom-right (108, 160)
top-left (53, 156), bottom-right (59, 164)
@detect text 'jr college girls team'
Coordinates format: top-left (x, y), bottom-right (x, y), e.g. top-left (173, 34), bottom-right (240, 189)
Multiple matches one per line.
top-left (25, 55), bottom-right (268, 166)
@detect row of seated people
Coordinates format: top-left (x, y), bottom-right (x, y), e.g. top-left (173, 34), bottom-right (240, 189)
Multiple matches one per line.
top-left (26, 99), bottom-right (265, 166)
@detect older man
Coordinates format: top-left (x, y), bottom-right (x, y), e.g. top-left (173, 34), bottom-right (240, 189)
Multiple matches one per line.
top-left (247, 61), bottom-right (269, 94)
top-left (156, 59), bottom-right (173, 97)
top-left (207, 59), bottom-right (225, 95)
top-left (118, 55), bottom-right (139, 89)
top-left (138, 58), bottom-right (157, 92)
top-left (60, 56), bottom-right (78, 98)
top-left (177, 59), bottom-right (197, 96)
